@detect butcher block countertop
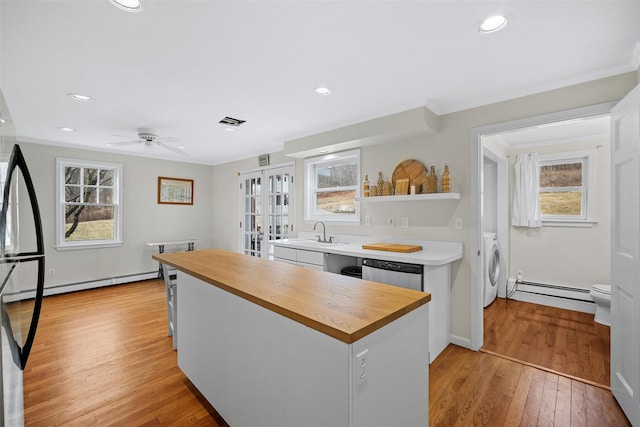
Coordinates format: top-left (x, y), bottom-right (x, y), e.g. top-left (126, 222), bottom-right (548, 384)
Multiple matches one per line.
top-left (153, 249), bottom-right (430, 344)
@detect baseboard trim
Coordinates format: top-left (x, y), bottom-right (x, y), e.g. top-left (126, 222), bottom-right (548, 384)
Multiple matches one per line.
top-left (450, 334), bottom-right (472, 350)
top-left (3, 272), bottom-right (158, 302)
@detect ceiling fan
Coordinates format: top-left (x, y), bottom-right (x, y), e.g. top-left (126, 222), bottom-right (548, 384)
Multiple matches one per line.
top-left (108, 128), bottom-right (187, 156)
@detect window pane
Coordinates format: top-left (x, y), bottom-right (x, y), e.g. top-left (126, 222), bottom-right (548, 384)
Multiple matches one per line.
top-left (65, 185), bottom-right (81, 202)
top-left (539, 191), bottom-right (582, 216)
top-left (316, 163), bottom-right (358, 189)
top-left (65, 167), bottom-right (81, 185)
top-left (84, 186), bottom-right (98, 203)
top-left (84, 168), bottom-right (98, 185)
top-left (100, 169), bottom-right (114, 186)
top-left (540, 163), bottom-right (582, 188)
top-left (99, 188), bottom-right (113, 204)
top-left (64, 205), bottom-right (114, 241)
top-left (316, 190), bottom-right (356, 214)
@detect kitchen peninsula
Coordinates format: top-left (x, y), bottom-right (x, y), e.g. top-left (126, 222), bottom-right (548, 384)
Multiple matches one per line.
top-left (153, 249), bottom-right (430, 427)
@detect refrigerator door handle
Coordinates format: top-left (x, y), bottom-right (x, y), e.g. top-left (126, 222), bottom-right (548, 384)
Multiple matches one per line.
top-left (0, 144), bottom-right (45, 370)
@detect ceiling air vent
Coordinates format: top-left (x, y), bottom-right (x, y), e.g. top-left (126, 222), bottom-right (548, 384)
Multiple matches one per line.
top-left (258, 154), bottom-right (270, 167)
top-left (219, 116), bottom-right (246, 127)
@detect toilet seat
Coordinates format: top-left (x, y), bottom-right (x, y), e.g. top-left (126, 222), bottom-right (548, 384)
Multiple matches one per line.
top-left (592, 284), bottom-right (611, 295)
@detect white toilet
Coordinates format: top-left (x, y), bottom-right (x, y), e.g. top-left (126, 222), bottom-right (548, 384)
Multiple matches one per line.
top-left (590, 284), bottom-right (611, 326)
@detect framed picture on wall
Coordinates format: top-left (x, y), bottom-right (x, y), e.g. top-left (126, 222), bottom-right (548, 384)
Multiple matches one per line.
top-left (158, 176), bottom-right (194, 205)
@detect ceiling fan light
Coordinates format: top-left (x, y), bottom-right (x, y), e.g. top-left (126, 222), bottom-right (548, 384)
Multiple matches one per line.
top-left (478, 15), bottom-right (508, 34)
top-left (109, 0), bottom-right (143, 13)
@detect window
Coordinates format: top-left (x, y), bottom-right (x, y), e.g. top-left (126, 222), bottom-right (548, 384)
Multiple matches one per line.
top-left (304, 149), bottom-right (360, 223)
top-left (56, 158), bottom-right (123, 249)
top-left (538, 151), bottom-right (594, 223)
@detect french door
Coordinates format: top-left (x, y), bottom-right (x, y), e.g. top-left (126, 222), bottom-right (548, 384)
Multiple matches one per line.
top-left (240, 164), bottom-right (294, 258)
top-left (611, 83), bottom-right (640, 425)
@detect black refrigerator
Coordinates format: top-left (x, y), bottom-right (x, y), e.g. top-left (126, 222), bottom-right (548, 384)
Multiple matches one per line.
top-left (0, 90), bottom-right (45, 426)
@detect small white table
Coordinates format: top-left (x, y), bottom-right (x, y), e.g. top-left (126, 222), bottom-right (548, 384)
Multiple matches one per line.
top-left (147, 239), bottom-right (200, 278)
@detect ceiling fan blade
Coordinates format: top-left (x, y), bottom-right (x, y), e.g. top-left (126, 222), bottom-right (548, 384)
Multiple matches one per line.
top-left (155, 136), bottom-right (179, 144)
top-left (157, 141), bottom-right (189, 156)
top-left (107, 140), bottom-right (141, 146)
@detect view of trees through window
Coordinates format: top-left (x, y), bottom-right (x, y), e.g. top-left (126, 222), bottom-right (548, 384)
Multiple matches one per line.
top-left (64, 166), bottom-right (115, 241)
top-left (539, 162), bottom-right (583, 216)
top-left (315, 163), bottom-right (358, 214)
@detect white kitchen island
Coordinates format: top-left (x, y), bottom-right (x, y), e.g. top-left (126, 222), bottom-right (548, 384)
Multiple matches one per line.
top-left (154, 249), bottom-right (430, 427)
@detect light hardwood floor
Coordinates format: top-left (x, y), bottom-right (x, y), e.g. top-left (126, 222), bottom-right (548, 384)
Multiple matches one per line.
top-left (23, 280), bottom-right (628, 426)
top-left (483, 297), bottom-right (610, 387)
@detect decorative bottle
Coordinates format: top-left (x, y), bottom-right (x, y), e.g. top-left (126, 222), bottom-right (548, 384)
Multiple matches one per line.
top-left (441, 164), bottom-right (451, 193)
top-left (363, 173), bottom-right (370, 197)
top-left (376, 172), bottom-right (384, 197)
top-left (382, 177), bottom-right (393, 196)
top-left (426, 166), bottom-right (437, 194)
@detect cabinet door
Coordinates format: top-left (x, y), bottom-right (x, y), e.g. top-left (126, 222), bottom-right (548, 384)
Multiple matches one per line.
top-left (296, 249), bottom-right (324, 267)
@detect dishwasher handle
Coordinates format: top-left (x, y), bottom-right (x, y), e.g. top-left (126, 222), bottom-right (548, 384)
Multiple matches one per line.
top-left (362, 258), bottom-right (423, 274)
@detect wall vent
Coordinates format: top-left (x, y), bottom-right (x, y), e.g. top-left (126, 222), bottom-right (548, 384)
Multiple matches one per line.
top-left (258, 154), bottom-right (270, 167)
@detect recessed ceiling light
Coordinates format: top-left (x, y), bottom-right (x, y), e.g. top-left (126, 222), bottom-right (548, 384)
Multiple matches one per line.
top-left (478, 15), bottom-right (508, 34)
top-left (58, 127), bottom-right (76, 132)
top-left (109, 0), bottom-right (143, 13)
top-left (67, 93), bottom-right (92, 101)
top-left (0, 116), bottom-right (6, 124)
top-left (314, 87), bottom-right (332, 96)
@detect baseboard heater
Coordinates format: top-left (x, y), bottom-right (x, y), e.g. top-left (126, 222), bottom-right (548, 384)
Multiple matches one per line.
top-left (507, 280), bottom-right (596, 314)
top-left (2, 271), bottom-right (157, 303)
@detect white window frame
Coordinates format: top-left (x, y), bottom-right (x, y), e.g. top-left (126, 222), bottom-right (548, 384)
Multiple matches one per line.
top-left (304, 149), bottom-right (360, 224)
top-left (538, 150), bottom-right (596, 226)
top-left (55, 158), bottom-right (123, 250)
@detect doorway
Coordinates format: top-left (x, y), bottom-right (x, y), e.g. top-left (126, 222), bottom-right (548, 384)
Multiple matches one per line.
top-left (470, 102), bottom-right (616, 351)
top-left (239, 163), bottom-right (295, 258)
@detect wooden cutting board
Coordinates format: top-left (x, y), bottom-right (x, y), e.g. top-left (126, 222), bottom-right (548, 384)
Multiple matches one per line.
top-left (362, 242), bottom-right (423, 253)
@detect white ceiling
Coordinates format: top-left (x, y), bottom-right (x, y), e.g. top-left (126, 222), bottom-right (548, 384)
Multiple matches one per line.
top-left (1, 1), bottom-right (638, 165)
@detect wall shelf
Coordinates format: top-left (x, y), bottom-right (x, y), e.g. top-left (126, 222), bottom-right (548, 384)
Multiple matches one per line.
top-left (356, 193), bottom-right (461, 203)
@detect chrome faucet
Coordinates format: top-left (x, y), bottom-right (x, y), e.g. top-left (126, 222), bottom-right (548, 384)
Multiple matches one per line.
top-left (313, 221), bottom-right (332, 243)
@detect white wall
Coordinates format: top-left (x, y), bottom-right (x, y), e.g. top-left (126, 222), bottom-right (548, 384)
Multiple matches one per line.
top-left (508, 137), bottom-right (611, 289)
top-left (17, 142), bottom-right (214, 289)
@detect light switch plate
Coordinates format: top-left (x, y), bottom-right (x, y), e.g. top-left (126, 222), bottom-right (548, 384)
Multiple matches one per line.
top-left (455, 217), bottom-right (464, 229)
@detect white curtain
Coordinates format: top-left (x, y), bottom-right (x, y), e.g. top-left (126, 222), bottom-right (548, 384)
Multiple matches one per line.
top-left (512, 153), bottom-right (542, 228)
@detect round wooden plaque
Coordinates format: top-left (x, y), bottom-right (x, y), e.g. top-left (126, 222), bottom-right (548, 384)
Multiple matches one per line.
top-left (392, 159), bottom-right (427, 192)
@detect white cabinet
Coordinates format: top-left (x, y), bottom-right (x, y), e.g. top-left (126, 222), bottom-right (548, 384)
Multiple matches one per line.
top-left (273, 246), bottom-right (325, 270)
top-left (273, 246), bottom-right (357, 273)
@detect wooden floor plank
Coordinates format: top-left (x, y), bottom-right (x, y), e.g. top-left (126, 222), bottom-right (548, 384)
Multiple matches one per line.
top-left (483, 297), bottom-right (611, 387)
top-left (22, 281), bottom-right (630, 426)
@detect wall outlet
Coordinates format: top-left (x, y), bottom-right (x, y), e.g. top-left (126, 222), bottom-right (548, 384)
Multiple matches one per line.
top-left (364, 215), bottom-right (371, 226)
top-left (48, 268), bottom-right (55, 278)
top-left (454, 217), bottom-right (464, 230)
top-left (355, 349), bottom-right (369, 387)
top-left (387, 216), bottom-right (395, 227)
top-left (400, 216), bottom-right (409, 228)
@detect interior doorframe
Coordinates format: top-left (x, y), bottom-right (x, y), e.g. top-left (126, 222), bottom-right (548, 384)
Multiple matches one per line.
top-left (469, 101), bottom-right (616, 350)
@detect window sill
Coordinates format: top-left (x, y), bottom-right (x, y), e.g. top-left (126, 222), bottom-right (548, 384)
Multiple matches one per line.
top-left (542, 220), bottom-right (597, 228)
top-left (55, 242), bottom-right (123, 251)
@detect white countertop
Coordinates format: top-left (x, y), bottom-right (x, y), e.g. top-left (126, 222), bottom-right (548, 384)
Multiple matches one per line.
top-left (270, 238), bottom-right (463, 266)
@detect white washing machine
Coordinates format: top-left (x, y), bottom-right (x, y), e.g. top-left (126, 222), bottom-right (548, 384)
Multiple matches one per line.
top-left (483, 232), bottom-right (504, 307)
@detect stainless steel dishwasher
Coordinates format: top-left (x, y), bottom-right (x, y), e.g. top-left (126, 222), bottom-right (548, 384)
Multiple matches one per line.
top-left (361, 258), bottom-right (423, 291)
